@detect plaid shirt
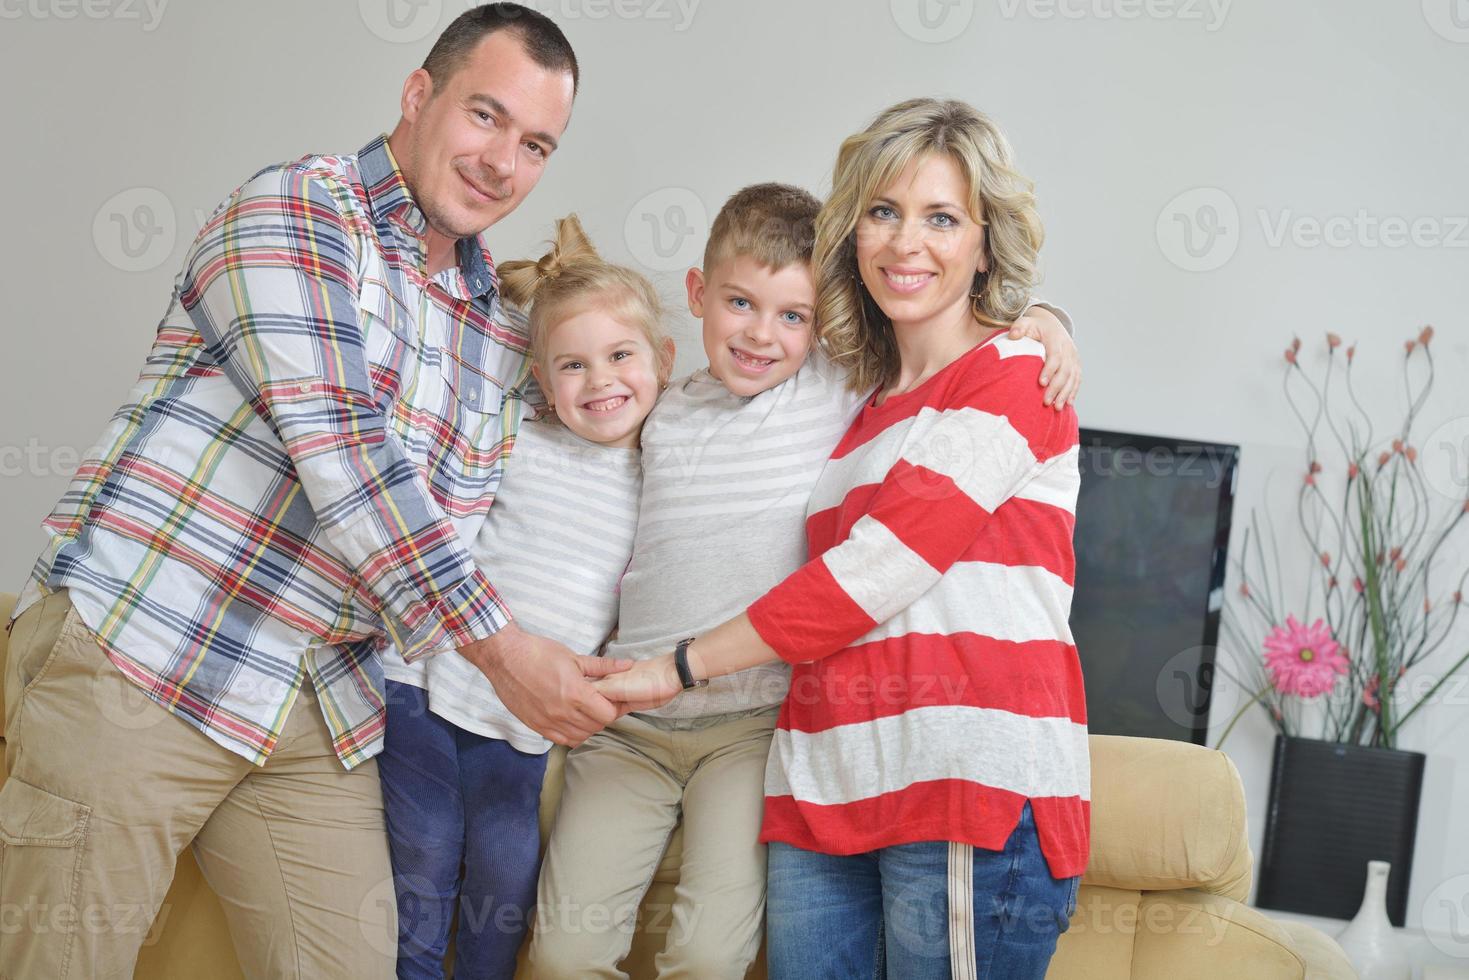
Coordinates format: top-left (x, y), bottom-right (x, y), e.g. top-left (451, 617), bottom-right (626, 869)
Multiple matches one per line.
top-left (16, 136), bottom-right (533, 768)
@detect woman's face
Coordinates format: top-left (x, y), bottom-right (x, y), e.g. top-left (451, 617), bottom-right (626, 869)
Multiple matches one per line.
top-left (854, 152), bottom-right (988, 331)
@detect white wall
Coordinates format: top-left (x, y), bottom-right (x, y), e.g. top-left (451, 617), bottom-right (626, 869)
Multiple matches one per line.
top-left (2, 0), bottom-right (1466, 937)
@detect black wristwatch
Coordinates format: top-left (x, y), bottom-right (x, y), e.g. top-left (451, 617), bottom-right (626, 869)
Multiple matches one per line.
top-left (674, 637), bottom-right (709, 690)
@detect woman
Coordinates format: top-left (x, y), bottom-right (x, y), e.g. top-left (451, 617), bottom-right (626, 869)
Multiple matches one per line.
top-left (595, 97), bottom-right (1088, 979)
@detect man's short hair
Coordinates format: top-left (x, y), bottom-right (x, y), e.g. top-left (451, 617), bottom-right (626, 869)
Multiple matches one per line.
top-left (423, 3), bottom-right (579, 95)
top-left (703, 182), bottom-right (821, 274)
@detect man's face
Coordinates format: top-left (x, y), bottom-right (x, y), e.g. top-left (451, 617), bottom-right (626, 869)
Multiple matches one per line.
top-left (393, 31), bottom-right (575, 241)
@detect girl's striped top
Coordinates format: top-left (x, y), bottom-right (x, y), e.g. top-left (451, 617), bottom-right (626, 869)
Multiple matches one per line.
top-left (381, 416), bottom-right (642, 754)
top-left (748, 333), bottom-right (1089, 879)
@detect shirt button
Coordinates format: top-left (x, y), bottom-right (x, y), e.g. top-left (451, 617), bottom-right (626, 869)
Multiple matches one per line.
top-left (298, 381), bottom-right (313, 393)
top-left (467, 390), bottom-right (478, 403)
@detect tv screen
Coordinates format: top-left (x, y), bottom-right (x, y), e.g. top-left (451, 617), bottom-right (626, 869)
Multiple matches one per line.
top-left (1071, 429), bottom-right (1240, 745)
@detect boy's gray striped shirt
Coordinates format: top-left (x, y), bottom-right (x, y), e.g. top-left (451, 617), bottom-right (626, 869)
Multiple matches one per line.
top-left (608, 352), bottom-right (865, 718)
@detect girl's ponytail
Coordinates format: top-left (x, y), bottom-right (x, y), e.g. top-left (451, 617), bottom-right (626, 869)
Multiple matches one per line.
top-left (498, 214), bottom-right (600, 308)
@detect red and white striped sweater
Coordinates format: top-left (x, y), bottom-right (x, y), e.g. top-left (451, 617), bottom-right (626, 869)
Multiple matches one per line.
top-left (748, 333), bottom-right (1089, 879)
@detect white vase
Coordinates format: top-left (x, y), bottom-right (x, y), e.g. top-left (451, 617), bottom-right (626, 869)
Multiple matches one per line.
top-left (1335, 861), bottom-right (1412, 980)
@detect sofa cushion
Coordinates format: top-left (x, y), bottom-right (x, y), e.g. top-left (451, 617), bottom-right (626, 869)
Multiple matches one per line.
top-left (1047, 883), bottom-right (1141, 980)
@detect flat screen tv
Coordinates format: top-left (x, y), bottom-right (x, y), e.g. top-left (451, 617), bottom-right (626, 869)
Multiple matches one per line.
top-left (1070, 428), bottom-right (1240, 745)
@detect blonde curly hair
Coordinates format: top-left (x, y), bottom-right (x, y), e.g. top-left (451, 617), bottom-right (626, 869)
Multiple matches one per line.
top-left (498, 214), bottom-right (673, 386)
top-left (815, 98), bottom-right (1044, 392)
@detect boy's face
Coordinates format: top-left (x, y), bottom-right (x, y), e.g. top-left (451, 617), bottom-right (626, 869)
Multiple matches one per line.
top-left (686, 255), bottom-right (815, 398)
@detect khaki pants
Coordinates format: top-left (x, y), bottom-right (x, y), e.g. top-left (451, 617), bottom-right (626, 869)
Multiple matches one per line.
top-left (0, 589), bottom-right (396, 980)
top-left (529, 707), bottom-right (776, 980)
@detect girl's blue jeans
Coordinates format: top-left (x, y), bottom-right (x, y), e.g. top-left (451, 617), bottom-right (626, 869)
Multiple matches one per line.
top-left (377, 680), bottom-right (548, 980)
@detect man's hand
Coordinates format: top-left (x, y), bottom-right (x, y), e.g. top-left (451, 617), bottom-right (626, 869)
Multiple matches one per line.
top-left (591, 655), bottom-right (683, 713)
top-left (458, 624), bottom-right (633, 746)
top-left (1008, 306), bottom-right (1080, 409)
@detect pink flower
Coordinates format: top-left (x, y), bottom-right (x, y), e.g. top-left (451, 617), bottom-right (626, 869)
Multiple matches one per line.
top-left (1327, 332), bottom-right (1342, 349)
top-left (1347, 344), bottom-right (1357, 363)
top-left (1348, 462), bottom-right (1360, 479)
top-left (1420, 325), bottom-right (1435, 346)
top-left (1285, 348), bottom-right (1298, 365)
top-left (1263, 616), bottom-right (1348, 698)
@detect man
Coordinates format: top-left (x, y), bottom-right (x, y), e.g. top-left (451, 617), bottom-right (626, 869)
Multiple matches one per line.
top-left (1, 6), bottom-right (614, 977)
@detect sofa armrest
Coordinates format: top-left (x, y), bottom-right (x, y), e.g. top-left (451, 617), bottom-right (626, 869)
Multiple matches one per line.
top-left (1130, 890), bottom-right (1306, 980)
top-left (1274, 921), bottom-right (1359, 980)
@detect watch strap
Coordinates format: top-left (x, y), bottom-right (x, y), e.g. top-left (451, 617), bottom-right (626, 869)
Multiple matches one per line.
top-left (674, 637), bottom-right (708, 690)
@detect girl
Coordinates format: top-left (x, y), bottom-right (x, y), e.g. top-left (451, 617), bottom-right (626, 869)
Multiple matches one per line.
top-left (594, 98), bottom-right (1089, 980)
top-left (376, 214), bottom-right (673, 980)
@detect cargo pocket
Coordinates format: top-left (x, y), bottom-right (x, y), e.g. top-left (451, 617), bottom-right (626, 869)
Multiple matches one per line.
top-left (0, 778), bottom-right (92, 977)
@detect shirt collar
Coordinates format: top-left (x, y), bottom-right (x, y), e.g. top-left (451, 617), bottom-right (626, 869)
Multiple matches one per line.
top-left (357, 134), bottom-right (498, 300)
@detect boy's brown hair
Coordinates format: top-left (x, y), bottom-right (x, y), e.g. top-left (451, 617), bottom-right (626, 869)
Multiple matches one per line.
top-left (703, 182), bottom-right (821, 274)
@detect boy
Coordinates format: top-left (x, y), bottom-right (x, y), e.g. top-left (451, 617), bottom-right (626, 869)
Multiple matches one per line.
top-left (527, 184), bottom-right (1074, 977)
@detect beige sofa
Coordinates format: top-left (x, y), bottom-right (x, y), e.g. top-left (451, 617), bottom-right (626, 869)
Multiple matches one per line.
top-left (0, 593), bottom-right (1355, 978)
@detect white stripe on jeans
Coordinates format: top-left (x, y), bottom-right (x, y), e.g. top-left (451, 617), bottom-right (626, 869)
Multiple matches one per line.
top-left (949, 841), bottom-right (976, 979)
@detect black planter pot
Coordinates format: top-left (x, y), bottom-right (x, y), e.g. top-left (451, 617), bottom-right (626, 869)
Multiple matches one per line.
top-left (1256, 735), bottom-right (1425, 926)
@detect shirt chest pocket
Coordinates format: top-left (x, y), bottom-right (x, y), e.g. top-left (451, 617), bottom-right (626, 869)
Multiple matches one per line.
top-left (438, 351), bottom-right (504, 418)
top-left (425, 350), bottom-right (509, 508)
top-left (358, 279), bottom-right (419, 408)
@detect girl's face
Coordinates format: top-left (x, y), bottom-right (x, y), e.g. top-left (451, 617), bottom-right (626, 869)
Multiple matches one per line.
top-left (532, 307), bottom-right (664, 448)
top-left (854, 151), bottom-right (988, 331)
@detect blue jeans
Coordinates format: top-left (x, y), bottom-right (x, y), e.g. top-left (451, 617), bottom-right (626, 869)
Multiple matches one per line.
top-left (766, 803), bottom-right (1079, 980)
top-left (377, 680), bottom-right (548, 980)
